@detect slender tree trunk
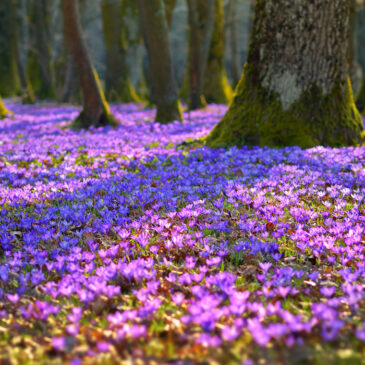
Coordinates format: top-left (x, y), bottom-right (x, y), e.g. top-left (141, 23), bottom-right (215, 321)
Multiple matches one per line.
top-left (30, 0), bottom-right (54, 99)
top-left (207, 0), bottom-right (364, 148)
top-left (185, 0), bottom-right (215, 110)
top-left (184, 0), bottom-right (231, 109)
top-left (356, 3), bottom-right (365, 113)
top-left (61, 0), bottom-right (117, 129)
top-left (0, 1), bottom-right (19, 96)
top-left (60, 9), bottom-right (79, 104)
top-left (186, 0), bottom-right (205, 109)
top-left (0, 96), bottom-right (11, 119)
top-left (203, 0), bottom-right (232, 104)
top-left (123, 0), bottom-right (147, 100)
top-left (137, 0), bottom-right (182, 123)
top-left (101, 0), bottom-right (140, 103)
top-left (164, 0), bottom-right (177, 27)
top-left (227, 0), bottom-right (241, 87)
top-left (9, 0), bottom-right (35, 104)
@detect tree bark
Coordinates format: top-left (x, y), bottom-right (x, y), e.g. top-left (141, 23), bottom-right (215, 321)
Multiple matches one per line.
top-left (164, 0), bottom-right (177, 27)
top-left (203, 0), bottom-right (232, 104)
top-left (207, 0), bottom-right (364, 148)
top-left (184, 0), bottom-right (215, 110)
top-left (61, 0), bottom-right (117, 129)
top-left (61, 48), bottom-right (79, 103)
top-left (29, 0), bottom-right (54, 99)
top-left (9, 0), bottom-right (35, 104)
top-left (0, 1), bottom-right (19, 96)
top-left (227, 0), bottom-right (241, 87)
top-left (101, 0), bottom-right (140, 103)
top-left (184, 0), bottom-right (231, 109)
top-left (137, 0), bottom-right (182, 123)
top-left (356, 2), bottom-right (365, 113)
top-left (0, 96), bottom-right (11, 119)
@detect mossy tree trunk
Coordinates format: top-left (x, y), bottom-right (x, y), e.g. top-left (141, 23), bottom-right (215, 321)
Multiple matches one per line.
top-left (123, 0), bottom-right (148, 100)
top-left (227, 0), bottom-right (241, 87)
top-left (184, 0), bottom-right (232, 109)
top-left (185, 0), bottom-right (215, 110)
top-left (203, 0), bottom-right (232, 104)
top-left (61, 0), bottom-right (117, 129)
top-left (0, 1), bottom-right (19, 97)
top-left (0, 96), bottom-right (11, 119)
top-left (9, 0), bottom-right (35, 104)
top-left (350, 0), bottom-right (362, 100)
top-left (164, 0), bottom-right (177, 27)
top-left (59, 8), bottom-right (79, 104)
top-left (29, 0), bottom-right (54, 99)
top-left (137, 0), bottom-right (182, 123)
top-left (101, 0), bottom-right (140, 103)
top-left (356, 3), bottom-right (365, 113)
top-left (207, 0), bottom-right (364, 148)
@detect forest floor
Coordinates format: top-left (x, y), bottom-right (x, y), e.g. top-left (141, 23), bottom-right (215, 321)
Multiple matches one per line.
top-left (0, 102), bottom-right (364, 364)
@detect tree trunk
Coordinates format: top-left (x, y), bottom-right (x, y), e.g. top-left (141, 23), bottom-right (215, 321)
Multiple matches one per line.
top-left (184, 0), bottom-right (231, 109)
top-left (184, 0), bottom-right (215, 110)
top-left (61, 49), bottom-right (79, 103)
top-left (101, 0), bottom-right (140, 103)
top-left (203, 0), bottom-right (232, 104)
top-left (227, 0), bottom-right (241, 87)
top-left (29, 0), bottom-right (54, 99)
top-left (0, 1), bottom-right (19, 96)
top-left (349, 0), bottom-right (362, 100)
top-left (9, 0), bottom-right (35, 104)
top-left (61, 0), bottom-right (117, 129)
top-left (164, 0), bottom-right (177, 27)
top-left (137, 0), bottom-right (182, 123)
top-left (356, 3), bottom-right (365, 113)
top-left (0, 96), bottom-right (11, 119)
top-left (207, 0), bottom-right (364, 148)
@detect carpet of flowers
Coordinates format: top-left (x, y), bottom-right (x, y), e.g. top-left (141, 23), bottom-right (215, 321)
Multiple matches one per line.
top-left (0, 102), bottom-right (365, 364)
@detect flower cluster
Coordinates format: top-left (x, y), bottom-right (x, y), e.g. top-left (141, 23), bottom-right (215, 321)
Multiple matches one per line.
top-left (0, 102), bottom-right (364, 363)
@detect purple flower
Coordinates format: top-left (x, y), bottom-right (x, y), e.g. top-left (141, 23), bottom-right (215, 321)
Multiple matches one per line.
top-left (52, 337), bottom-right (66, 351)
top-left (355, 323), bottom-right (365, 342)
top-left (6, 293), bottom-right (20, 304)
top-left (221, 325), bottom-right (240, 341)
top-left (206, 256), bottom-right (221, 267)
top-left (320, 286), bottom-right (336, 297)
top-left (195, 333), bottom-right (221, 347)
top-left (247, 318), bottom-right (270, 346)
top-left (97, 341), bottom-right (111, 352)
top-left (259, 262), bottom-right (272, 273)
top-left (171, 292), bottom-right (185, 306)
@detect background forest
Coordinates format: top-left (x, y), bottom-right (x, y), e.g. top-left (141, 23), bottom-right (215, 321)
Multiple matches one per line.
top-left (0, 0), bottom-right (252, 104)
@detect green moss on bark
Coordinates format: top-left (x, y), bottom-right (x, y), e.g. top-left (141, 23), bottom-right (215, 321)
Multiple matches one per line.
top-left (71, 69), bottom-right (118, 130)
top-left (356, 77), bottom-right (365, 114)
top-left (206, 64), bottom-right (364, 148)
top-left (203, 0), bottom-right (232, 104)
top-left (71, 109), bottom-right (118, 130)
top-left (27, 53), bottom-right (55, 100)
top-left (0, 2), bottom-right (19, 97)
top-left (102, 0), bottom-right (141, 104)
top-left (0, 97), bottom-right (11, 119)
top-left (108, 78), bottom-right (141, 103)
top-left (19, 76), bottom-right (36, 104)
top-left (155, 100), bottom-right (183, 124)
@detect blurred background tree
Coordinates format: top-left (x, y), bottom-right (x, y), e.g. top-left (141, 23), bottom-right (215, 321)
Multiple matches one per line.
top-left (61, 0), bottom-right (117, 128)
top-left (0, 0), bottom-right (364, 131)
